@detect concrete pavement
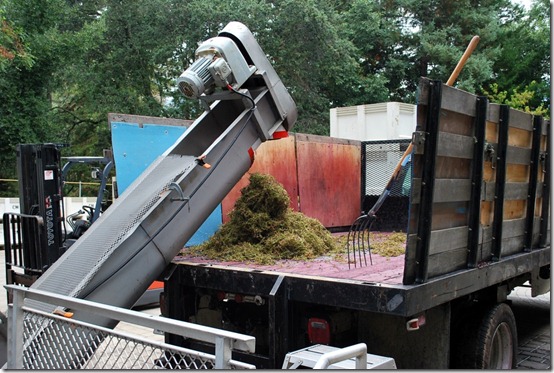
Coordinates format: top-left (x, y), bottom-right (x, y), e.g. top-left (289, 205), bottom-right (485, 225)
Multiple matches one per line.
top-left (509, 286), bottom-right (551, 369)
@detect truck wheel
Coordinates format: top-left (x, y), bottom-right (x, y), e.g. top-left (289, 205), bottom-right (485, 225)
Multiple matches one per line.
top-left (455, 303), bottom-right (517, 369)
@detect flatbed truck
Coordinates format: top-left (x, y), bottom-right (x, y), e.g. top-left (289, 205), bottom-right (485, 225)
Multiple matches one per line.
top-left (161, 77), bottom-right (551, 369)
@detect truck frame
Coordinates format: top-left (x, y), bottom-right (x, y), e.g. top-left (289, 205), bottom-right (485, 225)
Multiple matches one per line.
top-left (161, 78), bottom-right (550, 369)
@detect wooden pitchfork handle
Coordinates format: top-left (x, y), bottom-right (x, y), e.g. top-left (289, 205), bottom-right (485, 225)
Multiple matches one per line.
top-left (447, 35), bottom-right (480, 86)
top-left (391, 35), bottom-right (480, 182)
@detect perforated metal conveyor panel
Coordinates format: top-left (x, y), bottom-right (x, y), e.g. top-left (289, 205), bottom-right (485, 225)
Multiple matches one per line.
top-left (27, 154), bottom-right (197, 312)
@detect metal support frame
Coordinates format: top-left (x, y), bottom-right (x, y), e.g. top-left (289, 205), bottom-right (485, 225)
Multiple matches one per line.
top-left (61, 156), bottom-right (113, 224)
top-left (491, 105), bottom-right (510, 261)
top-left (268, 275), bottom-right (288, 368)
top-left (5, 284), bottom-right (255, 369)
top-left (214, 337), bottom-right (233, 369)
top-left (539, 119), bottom-right (551, 247)
top-left (524, 116), bottom-right (543, 251)
top-left (7, 289), bottom-right (25, 369)
top-left (467, 96), bottom-right (488, 267)
top-left (4, 213), bottom-right (45, 295)
top-left (361, 142), bottom-right (368, 211)
top-left (415, 80), bottom-right (442, 283)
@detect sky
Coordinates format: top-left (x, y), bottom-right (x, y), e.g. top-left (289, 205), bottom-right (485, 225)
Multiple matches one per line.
top-left (511, 0), bottom-right (533, 9)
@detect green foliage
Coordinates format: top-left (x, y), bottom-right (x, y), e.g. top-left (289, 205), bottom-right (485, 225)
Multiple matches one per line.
top-left (0, 0), bottom-right (68, 194)
top-left (0, 13), bottom-right (34, 72)
top-left (483, 82), bottom-right (549, 118)
top-left (486, 0), bottom-right (550, 114)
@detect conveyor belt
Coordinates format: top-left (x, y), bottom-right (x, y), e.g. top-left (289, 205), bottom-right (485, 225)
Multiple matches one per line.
top-left (22, 22), bottom-right (296, 368)
top-left (28, 154), bottom-right (197, 313)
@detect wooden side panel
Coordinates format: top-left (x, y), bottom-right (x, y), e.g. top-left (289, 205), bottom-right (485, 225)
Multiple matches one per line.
top-left (221, 136), bottom-right (298, 223)
top-left (405, 78), bottom-right (550, 284)
top-left (408, 82), bottom-right (477, 282)
top-left (478, 105), bottom-right (537, 257)
top-left (296, 134), bottom-right (361, 228)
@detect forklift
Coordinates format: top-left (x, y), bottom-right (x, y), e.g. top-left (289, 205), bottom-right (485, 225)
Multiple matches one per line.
top-left (3, 143), bottom-right (113, 301)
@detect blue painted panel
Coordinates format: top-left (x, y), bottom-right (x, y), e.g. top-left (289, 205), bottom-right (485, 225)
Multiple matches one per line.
top-left (111, 122), bottom-right (222, 246)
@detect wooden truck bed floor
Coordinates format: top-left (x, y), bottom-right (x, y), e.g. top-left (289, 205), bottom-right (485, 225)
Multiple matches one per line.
top-left (174, 252), bottom-right (406, 285)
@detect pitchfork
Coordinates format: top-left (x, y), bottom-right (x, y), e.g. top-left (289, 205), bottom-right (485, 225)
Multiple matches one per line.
top-left (346, 212), bottom-right (375, 268)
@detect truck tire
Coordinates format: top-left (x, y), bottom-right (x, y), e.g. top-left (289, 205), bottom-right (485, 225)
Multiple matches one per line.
top-left (454, 303), bottom-right (517, 369)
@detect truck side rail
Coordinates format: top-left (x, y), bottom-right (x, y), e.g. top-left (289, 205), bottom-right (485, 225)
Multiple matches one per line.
top-left (404, 78), bottom-right (550, 284)
top-left (5, 284), bottom-right (256, 369)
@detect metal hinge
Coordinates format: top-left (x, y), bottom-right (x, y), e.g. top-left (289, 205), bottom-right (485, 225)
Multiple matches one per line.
top-left (539, 152), bottom-right (547, 173)
top-left (412, 131), bottom-right (426, 154)
top-left (484, 141), bottom-right (496, 169)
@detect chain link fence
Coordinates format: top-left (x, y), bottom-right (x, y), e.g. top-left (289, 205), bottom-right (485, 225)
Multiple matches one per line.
top-left (361, 140), bottom-right (412, 231)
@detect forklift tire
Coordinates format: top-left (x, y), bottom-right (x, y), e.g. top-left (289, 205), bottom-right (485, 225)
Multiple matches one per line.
top-left (455, 303), bottom-right (517, 369)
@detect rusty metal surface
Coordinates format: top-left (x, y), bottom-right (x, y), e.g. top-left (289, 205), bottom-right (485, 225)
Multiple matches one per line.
top-left (221, 135), bottom-right (298, 223)
top-left (221, 134), bottom-right (361, 228)
top-left (296, 135), bottom-right (361, 228)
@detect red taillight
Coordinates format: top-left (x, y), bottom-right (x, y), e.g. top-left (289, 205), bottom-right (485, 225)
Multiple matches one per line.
top-left (216, 291), bottom-right (226, 301)
top-left (308, 317), bottom-right (330, 345)
top-left (272, 130), bottom-right (289, 139)
top-left (406, 314), bottom-right (426, 331)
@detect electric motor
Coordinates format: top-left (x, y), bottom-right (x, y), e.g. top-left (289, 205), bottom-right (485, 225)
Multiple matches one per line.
top-left (177, 56), bottom-right (216, 99)
top-left (177, 36), bottom-right (256, 99)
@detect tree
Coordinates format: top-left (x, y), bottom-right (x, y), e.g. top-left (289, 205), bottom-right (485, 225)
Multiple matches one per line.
top-left (340, 0), bottom-right (518, 102)
top-left (486, 0), bottom-right (550, 114)
top-left (0, 0), bottom-right (69, 195)
top-left (339, 0), bottom-right (411, 101)
top-left (0, 0), bottom-right (548, 197)
top-left (483, 82), bottom-right (549, 117)
top-left (51, 0), bottom-right (180, 156)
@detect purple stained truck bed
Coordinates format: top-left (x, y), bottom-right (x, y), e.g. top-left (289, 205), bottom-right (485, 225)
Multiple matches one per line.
top-left (174, 251), bottom-right (406, 285)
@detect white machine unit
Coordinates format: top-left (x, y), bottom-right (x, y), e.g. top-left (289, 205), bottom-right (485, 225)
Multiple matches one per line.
top-left (330, 102), bottom-right (416, 141)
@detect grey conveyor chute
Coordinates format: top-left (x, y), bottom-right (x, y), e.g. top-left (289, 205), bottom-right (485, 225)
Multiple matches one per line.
top-left (27, 22), bottom-right (297, 327)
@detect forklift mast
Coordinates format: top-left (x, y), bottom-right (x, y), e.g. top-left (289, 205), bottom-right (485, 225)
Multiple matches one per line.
top-left (16, 143), bottom-right (65, 271)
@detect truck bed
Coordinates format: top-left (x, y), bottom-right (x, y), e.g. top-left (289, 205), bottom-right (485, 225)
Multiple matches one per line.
top-left (175, 251), bottom-right (405, 285)
top-left (175, 230), bottom-right (406, 284)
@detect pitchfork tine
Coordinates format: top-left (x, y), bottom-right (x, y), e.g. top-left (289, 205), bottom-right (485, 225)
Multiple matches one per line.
top-left (357, 220), bottom-right (364, 267)
top-left (347, 215), bottom-right (365, 268)
top-left (346, 216), bottom-right (359, 269)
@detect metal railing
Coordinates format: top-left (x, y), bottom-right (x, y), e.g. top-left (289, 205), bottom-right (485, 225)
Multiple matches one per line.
top-left (359, 139), bottom-right (412, 232)
top-left (6, 285), bottom-right (256, 369)
top-left (313, 343), bottom-right (368, 369)
top-left (361, 139), bottom-right (412, 198)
